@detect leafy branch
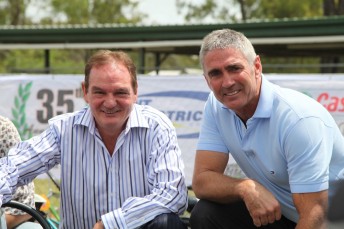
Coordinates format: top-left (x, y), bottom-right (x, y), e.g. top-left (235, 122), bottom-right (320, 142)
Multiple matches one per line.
top-left (11, 82), bottom-right (33, 140)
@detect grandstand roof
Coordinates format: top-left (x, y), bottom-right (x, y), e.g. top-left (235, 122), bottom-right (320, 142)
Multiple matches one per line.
top-left (1, 16), bottom-right (343, 72)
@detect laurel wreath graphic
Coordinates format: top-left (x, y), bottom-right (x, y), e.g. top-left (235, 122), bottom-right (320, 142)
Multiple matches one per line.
top-left (11, 82), bottom-right (33, 140)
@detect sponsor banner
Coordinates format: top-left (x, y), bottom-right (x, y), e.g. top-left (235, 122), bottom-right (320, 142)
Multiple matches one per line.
top-left (0, 75), bottom-right (86, 139)
top-left (1, 74), bottom-right (344, 184)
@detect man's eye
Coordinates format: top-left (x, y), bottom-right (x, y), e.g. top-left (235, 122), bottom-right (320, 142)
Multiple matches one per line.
top-left (116, 91), bottom-right (130, 97)
top-left (208, 70), bottom-right (221, 78)
top-left (228, 66), bottom-right (241, 72)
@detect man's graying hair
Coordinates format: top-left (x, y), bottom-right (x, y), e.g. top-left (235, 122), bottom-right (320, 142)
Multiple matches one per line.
top-left (199, 29), bottom-right (257, 69)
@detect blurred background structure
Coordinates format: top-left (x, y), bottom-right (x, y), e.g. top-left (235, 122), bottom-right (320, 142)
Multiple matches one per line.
top-left (0, 0), bottom-right (343, 74)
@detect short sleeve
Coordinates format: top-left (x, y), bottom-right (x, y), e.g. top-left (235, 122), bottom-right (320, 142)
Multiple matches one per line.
top-left (285, 117), bottom-right (333, 193)
top-left (197, 94), bottom-right (229, 153)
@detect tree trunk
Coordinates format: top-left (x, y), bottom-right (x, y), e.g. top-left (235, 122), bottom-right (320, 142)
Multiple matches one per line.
top-left (10, 0), bottom-right (21, 25)
top-left (321, 0), bottom-right (343, 73)
top-left (238, 0), bottom-right (247, 21)
top-left (323, 0), bottom-right (335, 15)
top-left (339, 0), bottom-right (344, 14)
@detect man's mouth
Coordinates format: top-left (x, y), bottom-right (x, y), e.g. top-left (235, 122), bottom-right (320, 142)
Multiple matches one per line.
top-left (102, 109), bottom-right (120, 114)
top-left (224, 90), bottom-right (240, 96)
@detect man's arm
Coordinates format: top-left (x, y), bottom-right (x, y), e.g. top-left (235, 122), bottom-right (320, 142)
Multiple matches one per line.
top-left (192, 150), bottom-right (281, 227)
top-left (4, 183), bottom-right (36, 228)
top-left (5, 214), bottom-right (32, 229)
top-left (192, 150), bottom-right (236, 201)
top-left (100, 127), bottom-right (188, 229)
top-left (293, 191), bottom-right (328, 229)
top-left (93, 220), bottom-right (104, 229)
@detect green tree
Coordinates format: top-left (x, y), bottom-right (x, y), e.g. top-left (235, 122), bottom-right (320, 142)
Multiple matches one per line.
top-left (0, 0), bottom-right (32, 25)
top-left (321, 0), bottom-right (344, 73)
top-left (175, 0), bottom-right (344, 73)
top-left (251, 0), bottom-right (322, 19)
top-left (0, 0), bottom-right (150, 74)
top-left (176, 0), bottom-right (219, 23)
top-left (176, 0), bottom-right (323, 23)
top-left (46, 0), bottom-right (146, 24)
top-left (176, 0), bottom-right (254, 23)
top-left (323, 0), bottom-right (344, 15)
top-left (0, 0), bottom-right (37, 74)
top-left (38, 0), bottom-right (147, 73)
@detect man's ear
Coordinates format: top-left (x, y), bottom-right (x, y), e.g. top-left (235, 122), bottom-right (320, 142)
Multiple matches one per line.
top-left (134, 86), bottom-right (138, 102)
top-left (203, 74), bottom-right (211, 90)
top-left (81, 82), bottom-right (88, 103)
top-left (254, 55), bottom-right (262, 78)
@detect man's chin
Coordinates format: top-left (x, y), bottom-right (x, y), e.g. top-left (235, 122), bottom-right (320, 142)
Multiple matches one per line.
top-left (97, 115), bottom-right (119, 124)
top-left (223, 101), bottom-right (240, 111)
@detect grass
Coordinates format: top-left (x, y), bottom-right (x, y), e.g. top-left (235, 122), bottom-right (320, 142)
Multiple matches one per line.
top-left (33, 178), bottom-right (195, 223)
top-left (33, 178), bottom-right (61, 220)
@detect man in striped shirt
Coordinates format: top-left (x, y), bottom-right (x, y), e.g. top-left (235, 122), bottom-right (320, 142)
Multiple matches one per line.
top-left (0, 50), bottom-right (188, 229)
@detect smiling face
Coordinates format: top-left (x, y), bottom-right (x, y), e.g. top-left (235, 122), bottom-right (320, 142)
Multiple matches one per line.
top-left (82, 62), bottom-right (138, 136)
top-left (203, 47), bottom-right (262, 121)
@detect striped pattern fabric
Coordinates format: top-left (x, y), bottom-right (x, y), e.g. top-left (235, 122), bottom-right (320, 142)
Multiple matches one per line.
top-left (1, 105), bottom-right (187, 229)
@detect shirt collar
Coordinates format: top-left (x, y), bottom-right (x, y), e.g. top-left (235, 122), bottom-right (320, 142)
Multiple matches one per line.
top-left (74, 106), bottom-right (96, 134)
top-left (74, 104), bottom-right (149, 135)
top-left (219, 74), bottom-right (274, 119)
top-left (253, 74), bottom-right (274, 119)
top-left (125, 104), bottom-right (150, 133)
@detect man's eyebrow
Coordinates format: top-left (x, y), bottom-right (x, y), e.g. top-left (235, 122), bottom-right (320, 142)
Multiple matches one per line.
top-left (226, 62), bottom-right (242, 66)
top-left (207, 68), bottom-right (221, 75)
top-left (91, 86), bottom-right (103, 91)
top-left (115, 88), bottom-right (130, 93)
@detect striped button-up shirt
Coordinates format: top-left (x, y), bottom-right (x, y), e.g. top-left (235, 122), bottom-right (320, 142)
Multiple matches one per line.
top-left (0, 104), bottom-right (188, 229)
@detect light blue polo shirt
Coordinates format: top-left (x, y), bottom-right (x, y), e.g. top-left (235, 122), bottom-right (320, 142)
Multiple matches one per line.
top-left (197, 75), bottom-right (344, 222)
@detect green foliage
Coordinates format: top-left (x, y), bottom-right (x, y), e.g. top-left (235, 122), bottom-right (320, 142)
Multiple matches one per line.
top-left (49, 49), bottom-right (88, 74)
top-left (176, 0), bottom-right (218, 22)
top-left (0, 49), bottom-right (91, 74)
top-left (49, 0), bottom-right (146, 24)
top-left (0, 0), bottom-right (148, 74)
top-left (0, 50), bottom-right (45, 73)
top-left (0, 0), bottom-right (342, 74)
top-left (34, 178), bottom-right (61, 218)
top-left (261, 57), bottom-right (322, 73)
top-left (50, 0), bottom-right (89, 24)
top-left (92, 0), bottom-right (145, 24)
top-left (0, 0), bottom-right (31, 25)
top-left (251, 0), bottom-right (323, 19)
top-left (176, 0), bottom-right (324, 23)
top-left (175, 0), bottom-right (344, 74)
top-left (142, 53), bottom-right (200, 74)
top-left (11, 81), bottom-right (33, 140)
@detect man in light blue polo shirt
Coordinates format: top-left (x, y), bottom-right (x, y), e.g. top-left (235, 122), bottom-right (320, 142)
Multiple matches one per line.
top-left (190, 29), bottom-right (344, 229)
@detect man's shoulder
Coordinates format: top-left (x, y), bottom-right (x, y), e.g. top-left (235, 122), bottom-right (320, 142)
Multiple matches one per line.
top-left (269, 82), bottom-right (328, 116)
top-left (135, 104), bottom-right (164, 116)
top-left (135, 104), bottom-right (173, 129)
top-left (48, 107), bottom-right (88, 125)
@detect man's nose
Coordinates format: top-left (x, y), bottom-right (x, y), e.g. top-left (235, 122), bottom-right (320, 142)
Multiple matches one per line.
top-left (103, 95), bottom-right (117, 107)
top-left (222, 73), bottom-right (235, 88)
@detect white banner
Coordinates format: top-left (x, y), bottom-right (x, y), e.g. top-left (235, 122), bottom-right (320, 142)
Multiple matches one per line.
top-left (1, 74), bottom-right (344, 184)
